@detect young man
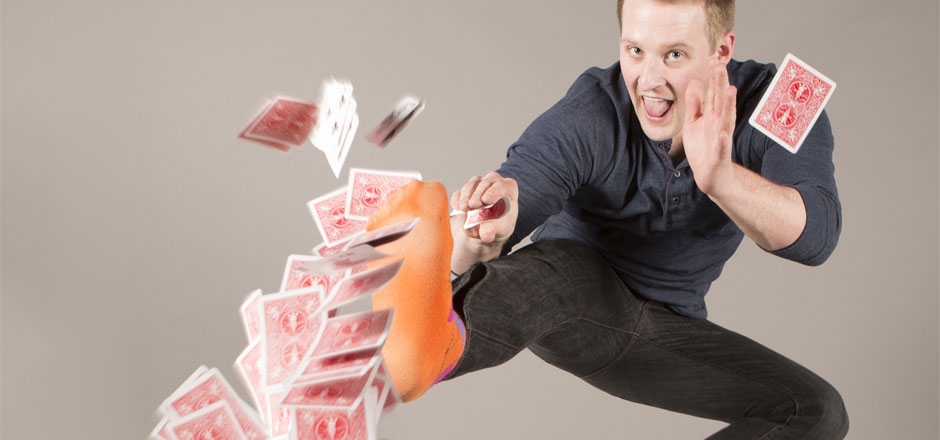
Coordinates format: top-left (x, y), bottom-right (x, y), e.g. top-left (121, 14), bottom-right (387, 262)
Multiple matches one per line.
top-left (367, 0), bottom-right (848, 438)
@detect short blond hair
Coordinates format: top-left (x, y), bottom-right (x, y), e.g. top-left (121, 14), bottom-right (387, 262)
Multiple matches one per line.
top-left (617, 0), bottom-right (735, 50)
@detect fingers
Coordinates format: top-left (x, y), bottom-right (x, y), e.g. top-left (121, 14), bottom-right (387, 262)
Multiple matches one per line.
top-left (710, 58), bottom-right (736, 136)
top-left (451, 171), bottom-right (519, 245)
top-left (722, 84), bottom-right (738, 136)
top-left (711, 60), bottom-right (722, 113)
top-left (471, 171), bottom-right (511, 207)
top-left (685, 77), bottom-right (705, 124)
top-left (707, 59), bottom-right (730, 117)
top-left (453, 171), bottom-right (516, 212)
top-left (452, 175), bottom-right (479, 212)
top-left (687, 61), bottom-right (735, 130)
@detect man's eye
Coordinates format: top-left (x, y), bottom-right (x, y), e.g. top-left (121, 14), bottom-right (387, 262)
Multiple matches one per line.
top-left (628, 47), bottom-right (642, 56)
top-left (668, 51), bottom-right (683, 60)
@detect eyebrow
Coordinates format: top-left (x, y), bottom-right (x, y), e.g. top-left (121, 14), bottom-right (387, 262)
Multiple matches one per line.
top-left (620, 38), bottom-right (694, 51)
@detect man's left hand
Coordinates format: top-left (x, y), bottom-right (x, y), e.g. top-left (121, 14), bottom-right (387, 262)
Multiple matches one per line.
top-left (683, 59), bottom-right (738, 197)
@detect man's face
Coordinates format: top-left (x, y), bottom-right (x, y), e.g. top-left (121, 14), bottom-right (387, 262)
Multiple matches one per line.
top-left (619, 0), bottom-right (719, 142)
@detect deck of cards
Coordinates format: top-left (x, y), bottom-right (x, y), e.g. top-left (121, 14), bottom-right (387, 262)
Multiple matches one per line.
top-left (449, 195), bottom-right (513, 229)
top-left (151, 169), bottom-right (429, 440)
top-left (748, 53), bottom-right (836, 154)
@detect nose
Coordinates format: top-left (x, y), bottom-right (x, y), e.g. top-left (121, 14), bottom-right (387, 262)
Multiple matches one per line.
top-left (637, 58), bottom-right (666, 92)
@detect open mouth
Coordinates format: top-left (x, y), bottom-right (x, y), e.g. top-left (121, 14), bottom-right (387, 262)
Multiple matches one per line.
top-left (642, 96), bottom-right (673, 120)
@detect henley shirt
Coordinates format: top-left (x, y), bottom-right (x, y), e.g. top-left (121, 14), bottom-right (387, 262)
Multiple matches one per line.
top-left (496, 59), bottom-right (842, 318)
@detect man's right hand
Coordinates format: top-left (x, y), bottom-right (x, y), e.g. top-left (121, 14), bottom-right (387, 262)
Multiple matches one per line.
top-left (449, 171), bottom-right (519, 273)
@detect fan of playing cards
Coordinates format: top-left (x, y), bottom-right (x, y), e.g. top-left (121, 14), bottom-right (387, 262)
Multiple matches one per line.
top-left (149, 166), bottom-right (512, 439)
top-left (148, 162), bottom-right (429, 440)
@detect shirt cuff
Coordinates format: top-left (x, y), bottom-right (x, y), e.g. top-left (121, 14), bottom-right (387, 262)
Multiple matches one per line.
top-left (768, 184), bottom-right (841, 266)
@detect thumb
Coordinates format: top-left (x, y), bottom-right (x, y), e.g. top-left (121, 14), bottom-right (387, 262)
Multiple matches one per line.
top-left (477, 222), bottom-right (497, 244)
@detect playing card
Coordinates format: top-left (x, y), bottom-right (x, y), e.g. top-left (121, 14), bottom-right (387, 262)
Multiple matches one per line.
top-left (345, 168), bottom-right (422, 221)
top-left (149, 417), bottom-right (172, 440)
top-left (336, 80), bottom-right (358, 138)
top-left (373, 363), bottom-right (401, 414)
top-left (281, 351), bottom-right (378, 405)
top-left (295, 245), bottom-right (389, 278)
top-left (261, 286), bottom-right (328, 389)
top-left (312, 79), bottom-right (358, 178)
top-left (235, 342), bottom-right (268, 424)
top-left (308, 309), bottom-right (393, 359)
top-left (359, 371), bottom-right (394, 426)
top-left (362, 384), bottom-right (379, 438)
top-left (297, 347), bottom-right (382, 381)
top-left (367, 377), bottom-right (389, 424)
top-left (323, 259), bottom-right (403, 311)
top-left (313, 240), bottom-right (350, 258)
top-left (292, 399), bottom-right (373, 440)
top-left (168, 401), bottom-right (248, 440)
top-left (162, 366), bottom-right (210, 410)
top-left (280, 255), bottom-right (351, 295)
top-left (240, 289), bottom-right (263, 344)
top-left (748, 53), bottom-right (836, 153)
top-left (311, 80), bottom-right (352, 152)
top-left (241, 97), bottom-right (319, 150)
top-left (162, 367), bottom-right (266, 440)
top-left (279, 358), bottom-right (380, 408)
top-left (365, 96), bottom-right (425, 148)
top-left (327, 113), bottom-right (358, 179)
top-left (266, 393), bottom-right (294, 439)
top-left (239, 101), bottom-right (291, 152)
top-left (463, 196), bottom-right (511, 229)
top-left (343, 218), bottom-right (419, 250)
top-left (308, 187), bottom-right (367, 247)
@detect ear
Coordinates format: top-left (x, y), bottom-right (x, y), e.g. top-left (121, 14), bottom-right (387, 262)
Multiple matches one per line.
top-left (715, 31), bottom-right (735, 63)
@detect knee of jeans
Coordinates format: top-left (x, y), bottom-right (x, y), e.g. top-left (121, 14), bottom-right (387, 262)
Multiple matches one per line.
top-left (800, 380), bottom-right (850, 438)
top-left (529, 319), bottom-right (634, 378)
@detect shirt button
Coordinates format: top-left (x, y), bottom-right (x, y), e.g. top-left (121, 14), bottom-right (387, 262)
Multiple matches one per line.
top-left (671, 196), bottom-right (681, 205)
top-left (659, 143), bottom-right (668, 150)
top-left (674, 170), bottom-right (681, 178)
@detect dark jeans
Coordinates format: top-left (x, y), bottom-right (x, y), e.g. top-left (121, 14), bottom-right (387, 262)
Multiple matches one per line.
top-left (445, 239), bottom-right (848, 439)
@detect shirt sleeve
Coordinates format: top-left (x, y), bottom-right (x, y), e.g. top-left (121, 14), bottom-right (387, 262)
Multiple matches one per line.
top-left (496, 76), bottom-right (620, 249)
top-left (750, 110), bottom-right (843, 266)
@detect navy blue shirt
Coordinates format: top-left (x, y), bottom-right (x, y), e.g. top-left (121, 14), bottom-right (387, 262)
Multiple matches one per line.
top-left (497, 60), bottom-right (841, 318)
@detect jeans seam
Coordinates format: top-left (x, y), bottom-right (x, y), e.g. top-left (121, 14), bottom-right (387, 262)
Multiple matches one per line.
top-left (462, 314), bottom-right (640, 374)
top-left (530, 317), bottom-right (635, 344)
top-left (578, 299), bottom-right (650, 380)
top-left (468, 328), bottom-right (524, 350)
top-left (756, 414), bottom-right (793, 440)
top-left (469, 319), bottom-right (651, 349)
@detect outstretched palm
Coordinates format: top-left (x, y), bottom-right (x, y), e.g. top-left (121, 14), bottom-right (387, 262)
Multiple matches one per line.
top-left (683, 60), bottom-right (738, 197)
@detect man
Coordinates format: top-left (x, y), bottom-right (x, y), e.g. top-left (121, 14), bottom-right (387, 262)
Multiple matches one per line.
top-left (366, 0), bottom-right (848, 438)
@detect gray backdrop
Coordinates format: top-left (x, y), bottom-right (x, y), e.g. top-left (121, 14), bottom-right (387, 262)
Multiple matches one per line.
top-left (2, 1), bottom-right (938, 439)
